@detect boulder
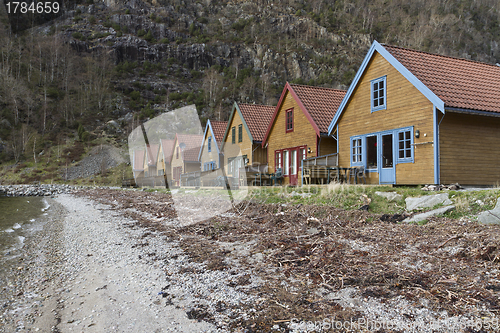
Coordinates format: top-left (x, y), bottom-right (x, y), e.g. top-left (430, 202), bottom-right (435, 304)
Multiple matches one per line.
top-left (478, 198), bottom-right (500, 225)
top-left (403, 205), bottom-right (455, 223)
top-left (375, 191), bottom-right (402, 202)
top-left (406, 193), bottom-right (453, 211)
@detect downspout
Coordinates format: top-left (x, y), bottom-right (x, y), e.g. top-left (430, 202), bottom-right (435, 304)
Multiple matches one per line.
top-left (317, 136), bottom-right (321, 157)
top-left (433, 106), bottom-right (440, 185)
top-left (336, 125), bottom-right (339, 156)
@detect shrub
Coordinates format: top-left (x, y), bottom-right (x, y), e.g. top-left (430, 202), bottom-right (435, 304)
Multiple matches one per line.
top-left (129, 91), bottom-right (141, 100)
top-left (137, 29), bottom-right (146, 37)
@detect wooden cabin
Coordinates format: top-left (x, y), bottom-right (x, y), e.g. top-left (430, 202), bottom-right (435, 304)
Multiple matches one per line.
top-left (132, 149), bottom-right (145, 182)
top-left (221, 102), bottom-right (274, 179)
top-left (328, 41), bottom-right (500, 185)
top-left (198, 120), bottom-right (227, 171)
top-left (144, 144), bottom-right (159, 178)
top-left (170, 133), bottom-right (203, 186)
top-left (262, 83), bottom-right (346, 185)
top-left (157, 139), bottom-right (175, 181)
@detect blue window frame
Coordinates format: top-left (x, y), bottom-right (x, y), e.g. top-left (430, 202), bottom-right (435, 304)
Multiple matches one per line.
top-left (396, 128), bottom-right (413, 163)
top-left (371, 76), bottom-right (386, 112)
top-left (208, 136), bottom-right (212, 152)
top-left (351, 137), bottom-right (363, 166)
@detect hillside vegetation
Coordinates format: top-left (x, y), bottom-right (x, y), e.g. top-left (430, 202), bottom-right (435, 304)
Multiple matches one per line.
top-left (0, 0), bottom-right (499, 182)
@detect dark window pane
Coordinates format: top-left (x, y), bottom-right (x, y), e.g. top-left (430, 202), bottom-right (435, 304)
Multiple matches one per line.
top-left (405, 131), bottom-right (410, 140)
top-left (379, 80), bottom-right (384, 89)
top-left (380, 98), bottom-right (384, 105)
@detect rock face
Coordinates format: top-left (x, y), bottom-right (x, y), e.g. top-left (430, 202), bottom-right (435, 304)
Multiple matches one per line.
top-left (375, 191), bottom-right (402, 202)
top-left (405, 193), bottom-right (453, 211)
top-left (478, 198), bottom-right (500, 225)
top-left (403, 205), bottom-right (456, 223)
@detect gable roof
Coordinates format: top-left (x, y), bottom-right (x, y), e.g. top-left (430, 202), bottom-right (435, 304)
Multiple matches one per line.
top-left (263, 82), bottom-right (346, 144)
top-left (175, 133), bottom-right (203, 162)
top-left (133, 150), bottom-right (145, 171)
top-left (328, 40), bottom-right (500, 134)
top-left (210, 120), bottom-right (228, 148)
top-left (145, 144), bottom-right (159, 166)
top-left (221, 102), bottom-right (275, 149)
top-left (160, 139), bottom-right (175, 164)
top-left (383, 44), bottom-right (500, 114)
top-left (198, 120), bottom-right (228, 160)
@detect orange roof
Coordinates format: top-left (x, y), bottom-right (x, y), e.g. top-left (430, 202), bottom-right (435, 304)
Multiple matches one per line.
top-left (289, 84), bottom-right (347, 133)
top-left (238, 104), bottom-right (275, 142)
top-left (160, 139), bottom-right (175, 163)
top-left (384, 44), bottom-right (500, 113)
top-left (146, 144), bottom-right (159, 166)
top-left (263, 83), bottom-right (346, 144)
top-left (176, 134), bottom-right (203, 161)
top-left (210, 121), bottom-right (227, 148)
top-left (133, 150), bottom-right (145, 171)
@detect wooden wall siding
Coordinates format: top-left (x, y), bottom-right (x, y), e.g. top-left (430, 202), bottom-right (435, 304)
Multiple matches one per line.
top-left (440, 112), bottom-right (500, 185)
top-left (185, 162), bottom-right (201, 173)
top-left (267, 91), bottom-right (318, 185)
top-left (252, 144), bottom-right (268, 166)
top-left (337, 52), bottom-right (434, 185)
top-left (200, 131), bottom-right (220, 168)
top-left (223, 110), bottom-right (253, 176)
top-left (319, 136), bottom-right (337, 156)
top-left (157, 145), bottom-right (164, 176)
top-left (170, 141), bottom-right (184, 179)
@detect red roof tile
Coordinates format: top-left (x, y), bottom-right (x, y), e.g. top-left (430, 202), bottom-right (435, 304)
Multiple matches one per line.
top-left (146, 144), bottom-right (159, 166)
top-left (176, 134), bottom-right (203, 161)
top-left (133, 150), bottom-right (145, 171)
top-left (289, 84), bottom-right (347, 133)
top-left (238, 104), bottom-right (275, 142)
top-left (210, 121), bottom-right (227, 148)
top-left (160, 139), bottom-right (175, 163)
top-left (383, 44), bottom-right (500, 113)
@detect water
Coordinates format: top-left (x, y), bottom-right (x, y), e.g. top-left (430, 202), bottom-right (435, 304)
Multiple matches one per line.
top-left (0, 195), bottom-right (47, 291)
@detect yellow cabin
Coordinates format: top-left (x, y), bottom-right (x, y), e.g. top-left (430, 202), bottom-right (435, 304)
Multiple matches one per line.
top-left (199, 120), bottom-right (227, 171)
top-left (144, 144), bottom-right (159, 178)
top-left (157, 139), bottom-right (175, 180)
top-left (221, 102), bottom-right (274, 179)
top-left (262, 83), bottom-right (346, 185)
top-left (170, 133), bottom-right (203, 186)
top-left (132, 149), bottom-right (145, 182)
top-left (328, 41), bottom-right (500, 185)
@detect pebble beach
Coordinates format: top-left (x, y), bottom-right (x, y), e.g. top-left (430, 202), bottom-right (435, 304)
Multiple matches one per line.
top-left (1, 193), bottom-right (223, 332)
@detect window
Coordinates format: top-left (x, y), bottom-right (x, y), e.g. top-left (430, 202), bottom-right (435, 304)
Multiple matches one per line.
top-left (176, 146), bottom-right (179, 159)
top-left (286, 108), bottom-right (293, 132)
top-left (397, 128), bottom-right (413, 162)
top-left (275, 151), bottom-right (282, 172)
top-left (283, 150), bottom-right (289, 175)
top-left (208, 136), bottom-right (212, 152)
top-left (231, 127), bottom-right (236, 144)
top-left (238, 124), bottom-right (243, 143)
top-left (371, 76), bottom-right (386, 111)
top-left (351, 138), bottom-right (362, 165)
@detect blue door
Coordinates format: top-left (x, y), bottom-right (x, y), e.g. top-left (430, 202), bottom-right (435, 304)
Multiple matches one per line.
top-left (379, 133), bottom-right (395, 184)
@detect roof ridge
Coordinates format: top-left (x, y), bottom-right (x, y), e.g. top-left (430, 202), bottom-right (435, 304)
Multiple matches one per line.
top-left (289, 83), bottom-right (347, 93)
top-left (382, 43), bottom-right (500, 69)
top-left (238, 103), bottom-right (274, 107)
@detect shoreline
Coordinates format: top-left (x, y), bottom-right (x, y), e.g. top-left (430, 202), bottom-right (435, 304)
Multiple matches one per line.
top-left (1, 193), bottom-right (221, 333)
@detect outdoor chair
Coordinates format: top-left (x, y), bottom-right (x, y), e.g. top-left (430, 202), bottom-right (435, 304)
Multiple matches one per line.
top-left (357, 166), bottom-right (366, 184)
top-left (272, 168), bottom-right (283, 186)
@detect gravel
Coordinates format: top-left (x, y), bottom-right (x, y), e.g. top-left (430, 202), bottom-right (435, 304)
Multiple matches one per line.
top-left (1, 194), bottom-right (229, 332)
top-left (63, 145), bottom-right (126, 180)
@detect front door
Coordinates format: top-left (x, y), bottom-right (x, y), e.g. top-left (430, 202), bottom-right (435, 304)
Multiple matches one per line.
top-left (379, 133), bottom-right (395, 184)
